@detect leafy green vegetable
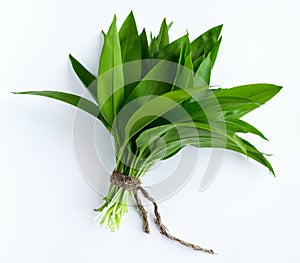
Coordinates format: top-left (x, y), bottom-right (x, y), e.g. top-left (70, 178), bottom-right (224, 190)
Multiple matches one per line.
top-left (13, 12), bottom-right (281, 234)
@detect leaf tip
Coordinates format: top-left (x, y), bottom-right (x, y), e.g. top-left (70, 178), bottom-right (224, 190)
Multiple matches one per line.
top-left (168, 21), bottom-right (173, 30)
top-left (69, 53), bottom-right (75, 62)
top-left (127, 10), bottom-right (135, 21)
top-left (111, 14), bottom-right (117, 26)
top-left (271, 169), bottom-right (276, 177)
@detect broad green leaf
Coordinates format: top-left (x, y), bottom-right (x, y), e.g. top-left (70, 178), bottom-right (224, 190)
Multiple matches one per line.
top-left (214, 84), bottom-right (282, 104)
top-left (180, 96), bottom-right (260, 122)
top-left (193, 37), bottom-right (222, 72)
top-left (151, 95), bottom-right (259, 127)
top-left (136, 122), bottom-right (246, 155)
top-left (182, 37), bottom-right (193, 84)
top-left (195, 54), bottom-right (212, 86)
top-left (209, 96), bottom-right (261, 117)
top-left (186, 134), bottom-right (274, 175)
top-left (125, 88), bottom-right (203, 137)
top-left (224, 118), bottom-right (268, 140)
top-left (125, 60), bottom-right (176, 104)
top-left (140, 29), bottom-right (150, 59)
top-left (152, 130), bottom-right (219, 160)
top-left (98, 15), bottom-right (124, 125)
top-left (119, 12), bottom-right (142, 100)
top-left (237, 138), bottom-right (275, 175)
top-left (189, 135), bottom-right (274, 175)
top-left (161, 132), bottom-right (227, 160)
top-left (157, 18), bottom-right (169, 49)
top-left (191, 25), bottom-right (223, 62)
top-left (119, 11), bottom-right (141, 63)
top-left (210, 36), bottom-right (222, 67)
top-left (180, 135), bottom-right (274, 174)
top-left (115, 87), bottom-right (207, 150)
top-left (214, 84), bottom-right (282, 117)
top-left (12, 91), bottom-right (110, 129)
top-left (154, 35), bottom-right (187, 61)
top-left (144, 127), bottom-right (274, 174)
top-left (69, 54), bottom-right (97, 100)
top-left (193, 54), bottom-right (205, 73)
top-left (137, 128), bottom-right (227, 164)
top-left (140, 29), bottom-right (151, 78)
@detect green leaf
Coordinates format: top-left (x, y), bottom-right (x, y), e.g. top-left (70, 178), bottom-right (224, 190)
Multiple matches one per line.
top-left (140, 29), bottom-right (151, 78)
top-left (215, 97), bottom-right (261, 116)
top-left (119, 11), bottom-right (141, 63)
top-left (192, 37), bottom-right (222, 72)
top-left (193, 54), bottom-right (205, 73)
top-left (154, 35), bottom-right (187, 61)
top-left (98, 15), bottom-right (124, 125)
top-left (214, 84), bottom-right (282, 117)
top-left (178, 96), bottom-right (260, 122)
top-left (119, 12), bottom-right (142, 100)
top-left (12, 91), bottom-right (110, 129)
top-left (172, 36), bottom-right (194, 91)
top-left (210, 36), bottom-right (222, 68)
top-left (224, 118), bottom-right (268, 140)
top-left (157, 18), bottom-right (170, 49)
top-left (149, 33), bottom-right (159, 57)
top-left (140, 29), bottom-right (150, 59)
top-left (214, 84), bottom-right (282, 104)
top-left (157, 130), bottom-right (225, 160)
top-left (238, 138), bottom-right (275, 175)
top-left (69, 54), bottom-right (97, 100)
top-left (195, 54), bottom-right (212, 86)
top-left (153, 95), bottom-right (259, 127)
top-left (191, 135), bottom-right (274, 174)
top-left (191, 25), bottom-right (223, 62)
top-left (115, 87), bottom-right (207, 152)
top-left (136, 127), bottom-right (224, 163)
top-left (136, 122), bottom-right (246, 156)
top-left (144, 127), bottom-right (274, 174)
top-left (125, 60), bottom-right (177, 104)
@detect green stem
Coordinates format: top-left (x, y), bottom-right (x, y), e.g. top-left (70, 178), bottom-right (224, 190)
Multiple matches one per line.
top-left (95, 143), bottom-right (156, 231)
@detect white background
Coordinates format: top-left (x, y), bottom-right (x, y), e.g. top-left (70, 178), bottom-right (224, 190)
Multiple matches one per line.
top-left (1, 0), bottom-right (300, 262)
